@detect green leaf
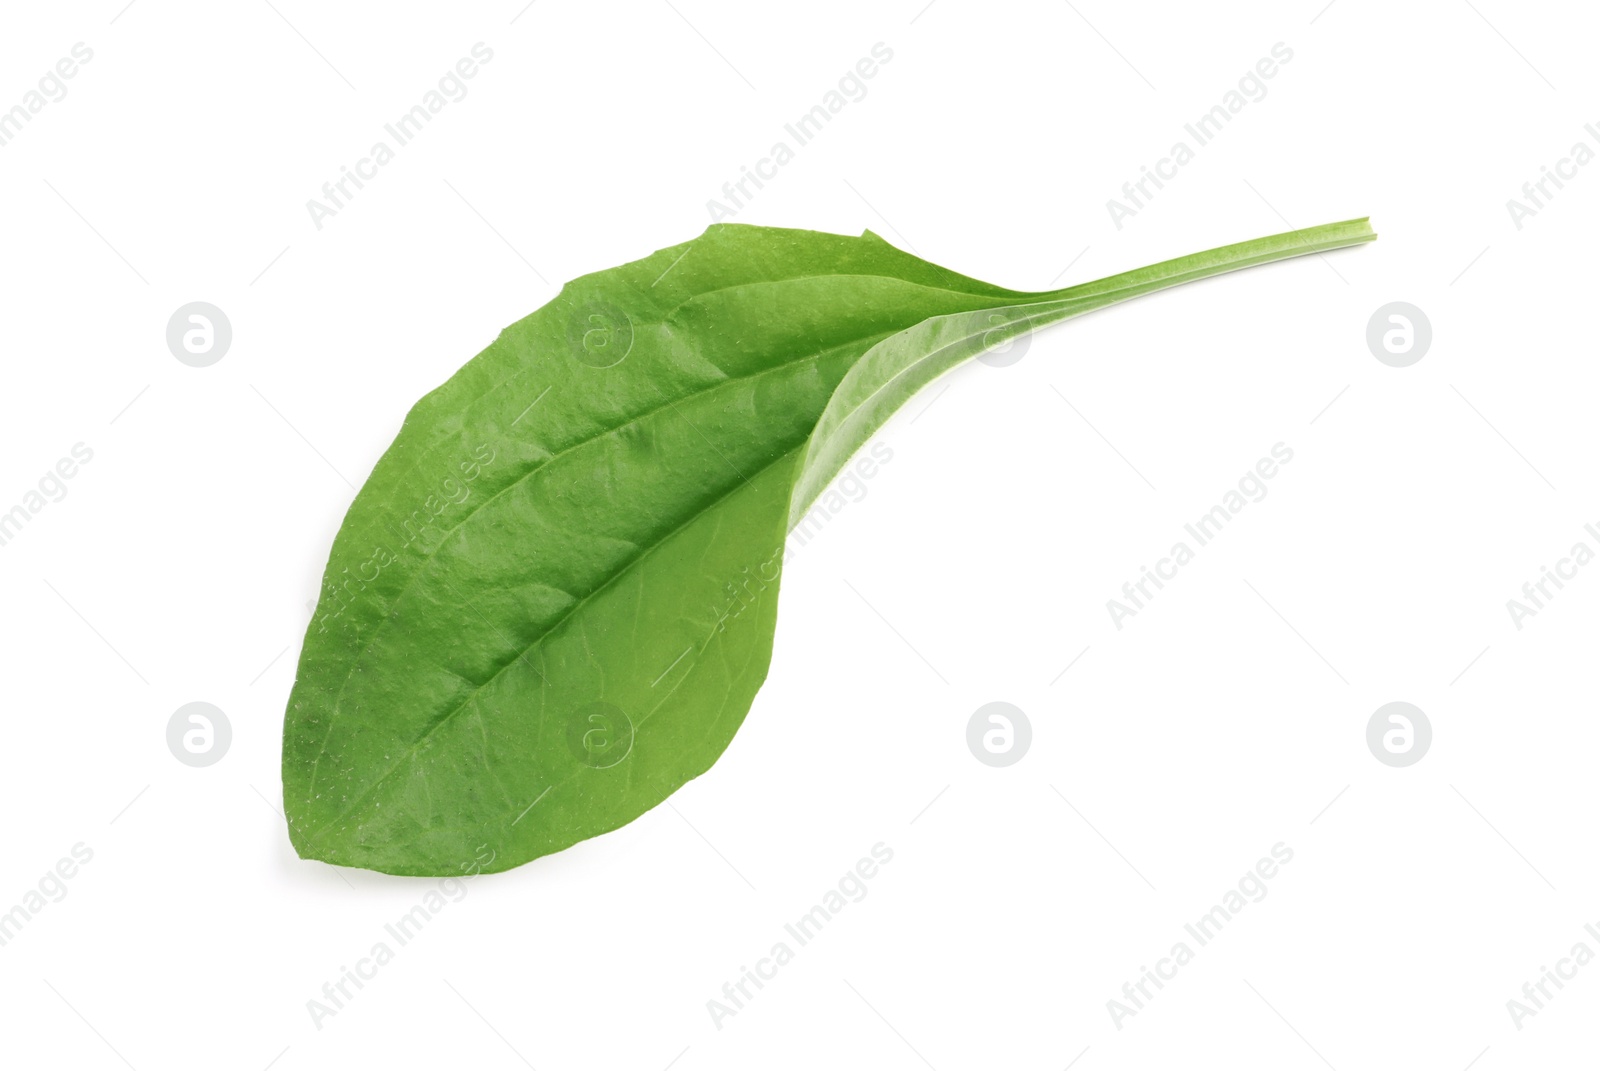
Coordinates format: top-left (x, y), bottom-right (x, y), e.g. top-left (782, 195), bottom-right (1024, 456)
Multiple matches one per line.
top-left (282, 217), bottom-right (1374, 876)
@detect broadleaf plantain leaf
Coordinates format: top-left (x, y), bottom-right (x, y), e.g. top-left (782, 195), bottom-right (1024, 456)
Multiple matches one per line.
top-left (282, 218), bottom-right (1374, 876)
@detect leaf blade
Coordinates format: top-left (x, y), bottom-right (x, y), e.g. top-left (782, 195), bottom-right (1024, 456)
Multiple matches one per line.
top-left (283, 218), bottom-right (1374, 875)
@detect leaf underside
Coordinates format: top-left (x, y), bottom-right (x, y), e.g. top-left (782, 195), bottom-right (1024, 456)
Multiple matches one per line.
top-left (282, 217), bottom-right (1375, 876)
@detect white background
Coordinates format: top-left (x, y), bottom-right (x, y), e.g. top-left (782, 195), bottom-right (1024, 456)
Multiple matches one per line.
top-left (1, 0), bottom-right (1596, 1067)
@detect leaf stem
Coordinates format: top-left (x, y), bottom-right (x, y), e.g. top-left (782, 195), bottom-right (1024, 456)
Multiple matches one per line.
top-left (1038, 217), bottom-right (1376, 310)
